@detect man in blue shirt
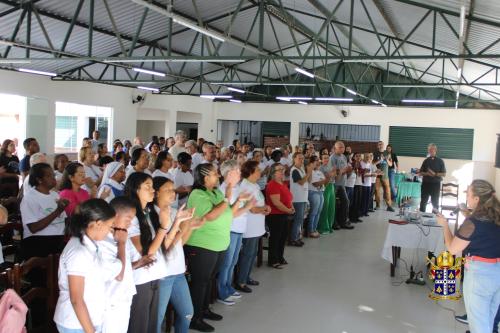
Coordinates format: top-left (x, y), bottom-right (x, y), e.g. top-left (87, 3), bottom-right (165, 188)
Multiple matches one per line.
top-left (19, 138), bottom-right (39, 179)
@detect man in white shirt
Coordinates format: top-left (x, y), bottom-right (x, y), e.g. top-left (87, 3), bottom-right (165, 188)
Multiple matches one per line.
top-left (168, 130), bottom-right (187, 162)
top-left (185, 140), bottom-right (203, 171)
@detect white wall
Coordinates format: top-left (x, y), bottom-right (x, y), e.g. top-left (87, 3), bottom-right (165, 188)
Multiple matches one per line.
top-left (1, 69), bottom-right (499, 188)
top-left (214, 102), bottom-right (500, 186)
top-left (0, 70), bottom-right (137, 154)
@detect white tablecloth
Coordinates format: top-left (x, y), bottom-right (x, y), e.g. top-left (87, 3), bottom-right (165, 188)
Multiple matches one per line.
top-left (381, 223), bottom-right (446, 262)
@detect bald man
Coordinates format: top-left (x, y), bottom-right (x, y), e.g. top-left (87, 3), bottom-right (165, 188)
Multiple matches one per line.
top-left (329, 141), bottom-right (354, 230)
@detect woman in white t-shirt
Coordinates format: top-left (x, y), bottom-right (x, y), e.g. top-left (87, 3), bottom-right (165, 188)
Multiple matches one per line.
top-left (360, 153), bottom-right (375, 217)
top-left (290, 152), bottom-right (313, 245)
top-left (125, 148), bottom-right (152, 182)
top-left (216, 160), bottom-right (254, 305)
top-left (307, 155), bottom-right (329, 238)
top-left (252, 150), bottom-right (269, 191)
top-left (349, 153), bottom-right (364, 223)
top-left (124, 172), bottom-right (185, 333)
top-left (79, 146), bottom-right (103, 187)
top-left (236, 160), bottom-right (271, 293)
top-left (173, 152), bottom-right (194, 208)
top-left (54, 199), bottom-right (122, 333)
top-left (20, 163), bottom-right (68, 260)
top-left (151, 176), bottom-right (198, 333)
top-left (369, 153), bottom-right (379, 212)
top-left (152, 151), bottom-right (174, 180)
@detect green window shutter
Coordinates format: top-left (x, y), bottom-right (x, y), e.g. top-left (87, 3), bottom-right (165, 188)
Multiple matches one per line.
top-left (389, 126), bottom-right (473, 160)
top-left (262, 122), bottom-right (290, 136)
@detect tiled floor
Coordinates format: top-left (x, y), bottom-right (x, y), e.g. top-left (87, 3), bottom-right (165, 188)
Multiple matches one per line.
top-left (206, 209), bottom-right (468, 333)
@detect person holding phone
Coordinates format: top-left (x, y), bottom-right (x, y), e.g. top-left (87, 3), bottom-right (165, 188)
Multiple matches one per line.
top-left (435, 180), bottom-right (500, 333)
top-left (418, 143), bottom-right (446, 212)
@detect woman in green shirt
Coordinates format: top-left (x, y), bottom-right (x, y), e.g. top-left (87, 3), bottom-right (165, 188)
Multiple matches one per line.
top-left (185, 163), bottom-right (249, 332)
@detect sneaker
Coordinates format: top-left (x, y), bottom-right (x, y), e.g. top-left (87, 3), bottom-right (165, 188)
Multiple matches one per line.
top-left (229, 292), bottom-right (242, 300)
top-left (216, 298), bottom-right (235, 306)
top-left (455, 314), bottom-right (468, 325)
top-left (203, 309), bottom-right (223, 321)
top-left (189, 319), bottom-right (215, 332)
top-left (387, 206), bottom-right (395, 212)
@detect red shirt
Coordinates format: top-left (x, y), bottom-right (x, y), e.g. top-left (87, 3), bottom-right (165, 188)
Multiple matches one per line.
top-left (59, 188), bottom-right (90, 216)
top-left (265, 180), bottom-right (293, 215)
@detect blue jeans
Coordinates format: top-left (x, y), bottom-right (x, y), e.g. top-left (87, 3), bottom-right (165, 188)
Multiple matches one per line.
top-left (308, 191), bottom-right (324, 233)
top-left (57, 325), bottom-right (100, 333)
top-left (345, 186), bottom-right (354, 205)
top-left (388, 168), bottom-right (397, 200)
top-left (217, 232), bottom-right (243, 300)
top-left (464, 261), bottom-right (500, 333)
top-left (237, 236), bottom-right (259, 285)
top-left (291, 202), bottom-right (307, 241)
top-left (156, 273), bottom-right (194, 333)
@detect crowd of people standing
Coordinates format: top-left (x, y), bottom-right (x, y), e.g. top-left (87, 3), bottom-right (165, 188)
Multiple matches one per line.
top-left (0, 130), bottom-right (498, 333)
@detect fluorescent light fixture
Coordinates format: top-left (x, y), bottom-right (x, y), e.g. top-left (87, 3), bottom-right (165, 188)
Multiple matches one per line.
top-left (459, 5), bottom-right (466, 38)
top-left (0, 40), bottom-right (14, 46)
top-left (276, 97), bottom-right (313, 101)
top-left (383, 84), bottom-right (441, 88)
top-left (131, 0), bottom-right (225, 42)
top-left (137, 86), bottom-right (159, 92)
top-left (0, 59), bottom-right (31, 64)
top-left (371, 99), bottom-right (381, 104)
top-left (263, 82), bottom-right (316, 86)
top-left (345, 88), bottom-right (357, 96)
top-left (297, 101), bottom-right (308, 105)
top-left (133, 67), bottom-right (166, 77)
top-left (173, 18), bottom-right (225, 42)
top-left (18, 68), bottom-right (57, 76)
top-left (200, 95), bottom-right (232, 99)
top-left (294, 67), bottom-right (315, 78)
top-left (229, 99), bottom-right (242, 103)
top-left (227, 87), bottom-right (245, 94)
top-left (315, 97), bottom-right (353, 102)
top-left (343, 58), bottom-right (428, 63)
top-left (381, 103), bottom-right (387, 107)
top-left (401, 99), bottom-right (444, 104)
top-left (104, 58), bottom-right (244, 63)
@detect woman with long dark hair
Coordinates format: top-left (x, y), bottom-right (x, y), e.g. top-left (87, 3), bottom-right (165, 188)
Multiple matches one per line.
top-left (59, 162), bottom-right (110, 217)
top-left (0, 139), bottom-right (20, 199)
top-left (124, 172), bottom-right (187, 333)
top-left (54, 199), bottom-right (121, 333)
top-left (151, 176), bottom-right (198, 333)
top-left (185, 163), bottom-right (249, 331)
top-left (436, 180), bottom-right (500, 333)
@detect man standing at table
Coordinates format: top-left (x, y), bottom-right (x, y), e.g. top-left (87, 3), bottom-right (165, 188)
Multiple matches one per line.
top-left (418, 143), bottom-right (446, 212)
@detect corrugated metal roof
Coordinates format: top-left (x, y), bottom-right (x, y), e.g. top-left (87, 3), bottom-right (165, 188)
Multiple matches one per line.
top-left (1, 0), bottom-right (500, 104)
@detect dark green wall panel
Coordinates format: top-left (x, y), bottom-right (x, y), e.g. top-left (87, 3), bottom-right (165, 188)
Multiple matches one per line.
top-left (389, 126), bottom-right (473, 160)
